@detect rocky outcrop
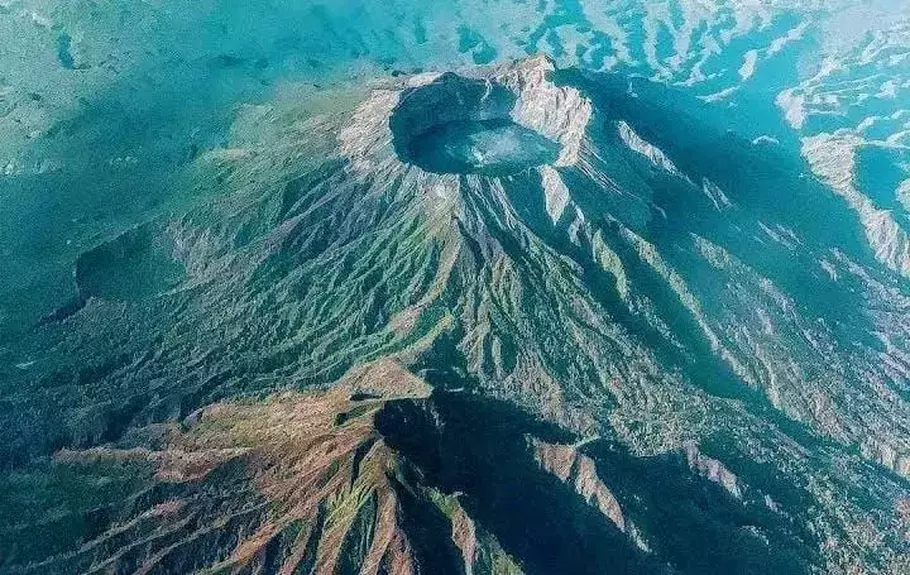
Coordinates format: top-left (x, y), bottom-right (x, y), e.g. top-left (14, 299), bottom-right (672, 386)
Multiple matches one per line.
top-left (802, 134), bottom-right (910, 278)
top-left (530, 438), bottom-right (627, 532)
top-left (683, 441), bottom-right (742, 499)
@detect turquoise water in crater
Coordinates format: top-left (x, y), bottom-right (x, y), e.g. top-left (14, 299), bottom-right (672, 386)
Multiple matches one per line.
top-left (407, 119), bottom-right (560, 176)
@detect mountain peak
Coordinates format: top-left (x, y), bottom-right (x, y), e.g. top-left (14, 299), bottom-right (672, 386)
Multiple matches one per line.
top-left (342, 56), bottom-right (591, 179)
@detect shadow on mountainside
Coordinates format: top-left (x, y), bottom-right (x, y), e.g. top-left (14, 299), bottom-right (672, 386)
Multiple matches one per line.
top-left (377, 390), bottom-right (818, 575)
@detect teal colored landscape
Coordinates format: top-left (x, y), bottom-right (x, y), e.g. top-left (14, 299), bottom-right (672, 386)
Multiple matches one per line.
top-left (0, 2), bottom-right (909, 573)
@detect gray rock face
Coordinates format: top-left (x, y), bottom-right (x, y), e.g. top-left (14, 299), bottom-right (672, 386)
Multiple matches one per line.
top-left (385, 56), bottom-right (592, 176)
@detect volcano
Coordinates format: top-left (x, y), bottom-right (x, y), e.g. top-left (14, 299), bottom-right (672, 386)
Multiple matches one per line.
top-left (1, 56), bottom-right (908, 574)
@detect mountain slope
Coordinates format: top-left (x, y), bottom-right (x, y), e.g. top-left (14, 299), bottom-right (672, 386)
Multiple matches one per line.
top-left (1, 56), bottom-right (909, 573)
